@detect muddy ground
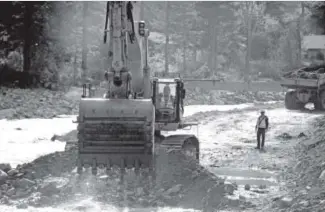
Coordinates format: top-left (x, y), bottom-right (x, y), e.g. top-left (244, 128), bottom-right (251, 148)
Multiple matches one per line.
top-left (0, 87), bottom-right (324, 212)
top-left (0, 101), bottom-right (324, 212)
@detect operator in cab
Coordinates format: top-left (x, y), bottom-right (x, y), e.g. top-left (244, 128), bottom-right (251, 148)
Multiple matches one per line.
top-left (255, 110), bottom-right (269, 151)
top-left (163, 84), bottom-right (171, 107)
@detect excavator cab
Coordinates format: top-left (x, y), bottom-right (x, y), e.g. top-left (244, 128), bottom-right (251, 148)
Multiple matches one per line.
top-left (152, 78), bottom-right (186, 128)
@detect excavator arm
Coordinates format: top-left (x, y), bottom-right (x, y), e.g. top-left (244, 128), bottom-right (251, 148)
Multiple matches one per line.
top-left (76, 2), bottom-right (155, 176)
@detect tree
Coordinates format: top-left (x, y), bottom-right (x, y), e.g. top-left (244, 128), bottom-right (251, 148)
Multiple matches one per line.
top-left (81, 2), bottom-right (89, 84)
top-left (164, 1), bottom-right (169, 75)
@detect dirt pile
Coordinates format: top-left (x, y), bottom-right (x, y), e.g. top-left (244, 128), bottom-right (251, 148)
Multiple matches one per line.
top-left (185, 88), bottom-right (284, 105)
top-left (283, 65), bottom-right (325, 79)
top-left (0, 88), bottom-right (78, 119)
top-left (0, 146), bottom-right (234, 211)
top-left (270, 117), bottom-right (325, 212)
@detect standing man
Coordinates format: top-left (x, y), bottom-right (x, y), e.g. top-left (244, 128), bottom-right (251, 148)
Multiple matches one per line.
top-left (255, 110), bottom-right (269, 150)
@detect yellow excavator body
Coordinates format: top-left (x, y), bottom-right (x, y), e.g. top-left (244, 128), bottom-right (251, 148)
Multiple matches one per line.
top-left (74, 2), bottom-right (199, 177)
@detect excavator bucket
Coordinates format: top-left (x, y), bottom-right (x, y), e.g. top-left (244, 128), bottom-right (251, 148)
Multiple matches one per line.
top-left (76, 98), bottom-right (155, 175)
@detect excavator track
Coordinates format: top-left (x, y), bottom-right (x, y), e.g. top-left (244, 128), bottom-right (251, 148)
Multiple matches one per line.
top-left (158, 134), bottom-right (200, 162)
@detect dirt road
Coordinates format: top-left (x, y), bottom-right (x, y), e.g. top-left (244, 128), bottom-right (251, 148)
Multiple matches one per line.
top-left (0, 103), bottom-right (321, 211)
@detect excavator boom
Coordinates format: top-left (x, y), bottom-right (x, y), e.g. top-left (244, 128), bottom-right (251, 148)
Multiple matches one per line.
top-left (76, 1), bottom-right (155, 175)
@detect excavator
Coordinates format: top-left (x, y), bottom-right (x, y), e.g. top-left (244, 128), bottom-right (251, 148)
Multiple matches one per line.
top-left (74, 1), bottom-right (199, 179)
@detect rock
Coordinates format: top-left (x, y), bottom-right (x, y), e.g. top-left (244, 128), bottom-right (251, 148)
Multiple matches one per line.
top-left (277, 133), bottom-right (293, 140)
top-left (279, 196), bottom-right (293, 208)
top-left (14, 189), bottom-right (31, 198)
top-left (7, 169), bottom-right (19, 176)
top-left (136, 187), bottom-right (144, 196)
top-left (239, 195), bottom-right (246, 201)
top-left (244, 184), bottom-right (251, 191)
top-left (6, 187), bottom-right (15, 196)
top-left (15, 178), bottom-right (36, 189)
top-left (299, 200), bottom-right (309, 207)
top-left (1, 184), bottom-right (9, 191)
top-left (51, 134), bottom-right (57, 141)
top-left (259, 184), bottom-right (267, 189)
top-left (16, 202), bottom-right (28, 209)
top-left (232, 145), bottom-right (242, 150)
top-left (319, 170), bottom-right (325, 180)
top-left (39, 195), bottom-right (52, 205)
top-left (0, 164), bottom-right (11, 172)
top-left (164, 184), bottom-right (182, 196)
top-left (38, 182), bottom-right (60, 196)
top-left (0, 169), bottom-right (8, 184)
top-left (0, 196), bottom-right (10, 204)
top-left (298, 132), bottom-right (306, 138)
top-left (223, 183), bottom-right (235, 195)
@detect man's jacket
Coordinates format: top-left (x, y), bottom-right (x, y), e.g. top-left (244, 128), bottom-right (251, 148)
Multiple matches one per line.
top-left (256, 115), bottom-right (269, 129)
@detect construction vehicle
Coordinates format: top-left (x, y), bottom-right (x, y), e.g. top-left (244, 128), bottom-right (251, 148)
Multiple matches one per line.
top-left (74, 1), bottom-right (199, 178)
top-left (280, 35), bottom-right (325, 110)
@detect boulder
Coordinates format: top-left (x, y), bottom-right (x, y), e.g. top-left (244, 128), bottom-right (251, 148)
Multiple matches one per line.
top-left (0, 170), bottom-right (8, 184)
top-left (7, 169), bottom-right (19, 176)
top-left (224, 182), bottom-right (236, 195)
top-left (244, 184), bottom-right (251, 191)
top-left (278, 196), bottom-right (293, 208)
top-left (6, 187), bottom-right (15, 196)
top-left (0, 164), bottom-right (11, 172)
top-left (15, 178), bottom-right (36, 189)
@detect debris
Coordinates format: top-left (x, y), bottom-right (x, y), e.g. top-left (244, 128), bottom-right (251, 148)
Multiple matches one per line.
top-left (283, 66), bottom-right (325, 79)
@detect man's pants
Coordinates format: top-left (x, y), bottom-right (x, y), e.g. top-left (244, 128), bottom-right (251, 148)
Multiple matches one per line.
top-left (257, 128), bottom-right (266, 149)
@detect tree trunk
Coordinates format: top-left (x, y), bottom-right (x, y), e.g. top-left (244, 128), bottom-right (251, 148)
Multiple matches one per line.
top-left (286, 35), bottom-right (293, 69)
top-left (73, 46), bottom-right (78, 86)
top-left (192, 35), bottom-right (197, 64)
top-left (182, 34), bottom-right (187, 76)
top-left (297, 2), bottom-right (305, 66)
top-left (81, 2), bottom-right (89, 84)
top-left (23, 3), bottom-right (33, 73)
top-left (164, 1), bottom-right (169, 75)
top-left (207, 19), bottom-right (213, 74)
top-left (213, 26), bottom-right (218, 76)
top-left (192, 20), bottom-right (197, 65)
top-left (245, 2), bottom-right (252, 83)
